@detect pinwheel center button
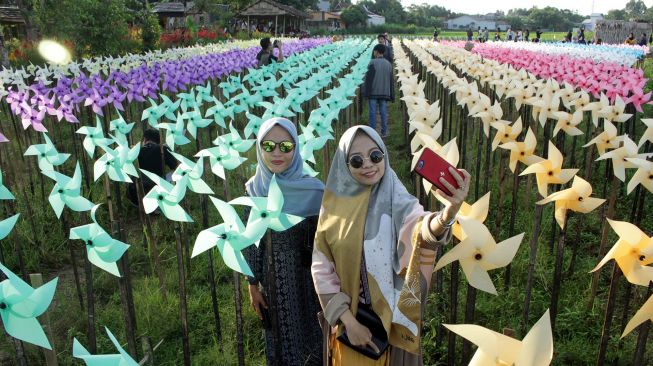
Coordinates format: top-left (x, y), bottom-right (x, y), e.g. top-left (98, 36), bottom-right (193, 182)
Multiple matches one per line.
top-left (578, 197), bottom-right (584, 201)
top-left (87, 240), bottom-right (93, 246)
top-left (58, 189), bottom-right (64, 193)
top-left (648, 175), bottom-right (653, 180)
top-left (157, 195), bottom-right (164, 201)
top-left (0, 302), bottom-right (5, 310)
top-left (474, 253), bottom-right (483, 260)
top-left (640, 255), bottom-right (646, 261)
top-left (261, 212), bottom-right (268, 218)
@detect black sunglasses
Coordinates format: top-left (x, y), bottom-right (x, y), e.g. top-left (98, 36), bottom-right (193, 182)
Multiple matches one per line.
top-left (260, 140), bottom-right (295, 153)
top-left (347, 150), bottom-right (384, 169)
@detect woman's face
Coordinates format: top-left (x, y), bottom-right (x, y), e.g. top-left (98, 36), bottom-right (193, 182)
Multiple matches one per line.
top-left (260, 125), bottom-right (294, 174)
top-left (347, 132), bottom-right (385, 186)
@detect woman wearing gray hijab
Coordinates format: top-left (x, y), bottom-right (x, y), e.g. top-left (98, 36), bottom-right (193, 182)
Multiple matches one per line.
top-left (243, 117), bottom-right (325, 366)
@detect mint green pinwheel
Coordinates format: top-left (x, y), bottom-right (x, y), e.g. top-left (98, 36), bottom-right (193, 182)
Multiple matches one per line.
top-left (76, 117), bottom-right (114, 158)
top-left (259, 96), bottom-right (295, 119)
top-left (233, 87), bottom-right (263, 112)
top-left (191, 197), bottom-right (264, 276)
top-left (42, 163), bottom-right (94, 218)
top-left (230, 175), bottom-right (304, 235)
top-left (177, 88), bottom-right (199, 112)
top-left (142, 95), bottom-right (179, 127)
top-left (219, 74), bottom-right (242, 99)
top-left (181, 109), bottom-right (212, 139)
top-left (73, 327), bottom-right (138, 366)
top-left (109, 111), bottom-right (135, 138)
top-left (196, 81), bottom-right (214, 104)
top-left (140, 169), bottom-right (193, 222)
top-left (0, 171), bottom-right (15, 200)
top-left (206, 97), bottom-right (234, 128)
top-left (326, 88), bottom-right (355, 110)
top-left (0, 214), bottom-right (19, 240)
top-left (195, 145), bottom-right (246, 180)
top-left (251, 78), bottom-right (280, 98)
top-left (224, 95), bottom-right (248, 115)
top-left (24, 133), bottom-right (71, 172)
top-left (285, 89), bottom-right (308, 114)
top-left (214, 123), bottom-right (255, 153)
top-left (299, 125), bottom-right (332, 177)
top-left (0, 262), bottom-right (57, 349)
top-left (307, 104), bottom-right (337, 137)
top-left (69, 204), bottom-right (130, 276)
top-left (244, 112), bottom-right (263, 138)
top-left (158, 113), bottom-right (191, 150)
top-left (93, 136), bottom-right (140, 183)
top-left (169, 151), bottom-right (214, 194)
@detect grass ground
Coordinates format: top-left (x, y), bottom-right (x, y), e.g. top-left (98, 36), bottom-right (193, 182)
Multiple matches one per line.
top-left (0, 43), bottom-right (650, 365)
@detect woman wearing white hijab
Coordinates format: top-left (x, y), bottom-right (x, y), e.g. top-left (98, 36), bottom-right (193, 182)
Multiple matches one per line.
top-left (244, 118), bottom-right (325, 365)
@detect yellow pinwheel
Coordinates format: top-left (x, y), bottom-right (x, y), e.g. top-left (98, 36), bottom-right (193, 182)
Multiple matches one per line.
top-left (582, 93), bottom-right (611, 127)
top-left (520, 141), bottom-right (579, 198)
top-left (451, 192), bottom-right (490, 241)
top-left (625, 158), bottom-right (653, 194)
top-left (583, 119), bottom-right (620, 155)
top-left (434, 217), bottom-right (524, 295)
top-left (598, 95), bottom-right (632, 123)
top-left (471, 98), bottom-right (503, 137)
top-left (552, 110), bottom-right (584, 137)
top-left (622, 294), bottom-right (653, 338)
top-left (596, 135), bottom-right (652, 182)
top-left (444, 309), bottom-right (554, 366)
top-left (638, 118), bottom-right (653, 148)
top-left (530, 89), bottom-right (561, 127)
top-left (491, 117), bottom-right (522, 151)
top-left (591, 219), bottom-right (653, 287)
top-left (506, 81), bottom-right (531, 110)
top-left (536, 175), bottom-right (605, 229)
top-left (499, 127), bottom-right (543, 172)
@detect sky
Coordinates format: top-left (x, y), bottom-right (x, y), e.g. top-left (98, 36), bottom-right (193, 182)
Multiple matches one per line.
top-left (398, 0), bottom-right (653, 16)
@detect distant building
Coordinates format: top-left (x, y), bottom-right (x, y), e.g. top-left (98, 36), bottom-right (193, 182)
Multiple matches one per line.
top-left (307, 0), bottom-right (344, 30)
top-left (446, 15), bottom-right (509, 31)
top-left (362, 5), bottom-right (385, 26)
top-left (582, 13), bottom-right (604, 31)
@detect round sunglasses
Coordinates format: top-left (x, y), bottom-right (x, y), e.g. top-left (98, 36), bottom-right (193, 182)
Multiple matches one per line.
top-left (347, 150), bottom-right (385, 169)
top-left (260, 140), bottom-right (295, 153)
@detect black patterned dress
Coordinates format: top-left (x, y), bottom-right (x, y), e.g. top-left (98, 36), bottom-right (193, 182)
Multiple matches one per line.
top-left (243, 214), bottom-right (323, 366)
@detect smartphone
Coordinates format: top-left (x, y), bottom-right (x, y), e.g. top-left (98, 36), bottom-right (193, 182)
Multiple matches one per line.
top-left (413, 148), bottom-right (462, 196)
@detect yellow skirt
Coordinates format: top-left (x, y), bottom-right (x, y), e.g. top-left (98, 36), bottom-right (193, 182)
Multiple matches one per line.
top-left (331, 335), bottom-right (389, 366)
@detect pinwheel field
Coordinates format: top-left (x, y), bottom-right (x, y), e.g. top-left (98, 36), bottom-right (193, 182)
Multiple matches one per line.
top-left (0, 30), bottom-right (652, 366)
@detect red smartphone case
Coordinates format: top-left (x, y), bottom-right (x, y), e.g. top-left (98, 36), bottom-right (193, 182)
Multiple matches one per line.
top-left (413, 148), bottom-right (462, 196)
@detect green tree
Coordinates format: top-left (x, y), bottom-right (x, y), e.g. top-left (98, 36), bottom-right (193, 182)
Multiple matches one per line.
top-left (372, 0), bottom-right (406, 23)
top-left (341, 4), bottom-right (367, 28)
top-left (605, 9), bottom-right (628, 20)
top-left (276, 0), bottom-right (318, 11)
top-left (625, 0), bottom-right (647, 19)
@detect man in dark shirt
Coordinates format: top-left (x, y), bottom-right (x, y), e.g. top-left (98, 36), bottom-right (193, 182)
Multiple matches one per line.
top-left (256, 37), bottom-right (284, 67)
top-left (363, 44), bottom-right (394, 138)
top-left (127, 129), bottom-right (178, 206)
top-left (377, 34), bottom-right (393, 64)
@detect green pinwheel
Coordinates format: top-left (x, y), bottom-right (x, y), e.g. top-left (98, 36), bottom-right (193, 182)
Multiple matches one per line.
top-left (140, 169), bottom-right (193, 222)
top-left (230, 175), bottom-right (304, 236)
top-left (76, 117), bottom-right (114, 158)
top-left (158, 113), bottom-right (191, 150)
top-left (234, 87), bottom-right (263, 112)
top-left (206, 97), bottom-right (234, 129)
top-left (307, 102), bottom-right (337, 136)
top-left (259, 96), bottom-right (295, 119)
top-left (181, 109), bottom-right (212, 139)
top-left (195, 145), bottom-right (246, 180)
top-left (191, 197), bottom-right (264, 276)
top-left (196, 81), bottom-right (214, 105)
top-left (0, 214), bottom-right (19, 240)
top-left (24, 133), bottom-right (71, 172)
top-left (109, 111), bottom-right (135, 138)
top-left (0, 171), bottom-right (15, 200)
top-left (73, 326), bottom-right (138, 366)
top-left (251, 76), bottom-right (280, 98)
top-left (42, 163), bottom-right (94, 218)
top-left (169, 151), bottom-right (214, 194)
top-left (219, 74), bottom-right (242, 99)
top-left (298, 124), bottom-right (332, 177)
top-left (69, 204), bottom-right (130, 276)
top-left (213, 123), bottom-right (255, 153)
top-left (94, 135), bottom-right (140, 183)
top-left (142, 95), bottom-right (180, 127)
top-left (244, 112), bottom-right (263, 139)
top-left (177, 88), bottom-right (200, 112)
top-left (0, 262), bottom-right (57, 349)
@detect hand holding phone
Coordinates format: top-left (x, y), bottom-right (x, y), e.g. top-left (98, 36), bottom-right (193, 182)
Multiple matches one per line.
top-left (413, 148), bottom-right (463, 196)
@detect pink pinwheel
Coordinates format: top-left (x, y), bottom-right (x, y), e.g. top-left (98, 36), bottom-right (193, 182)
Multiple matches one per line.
top-left (84, 88), bottom-right (107, 116)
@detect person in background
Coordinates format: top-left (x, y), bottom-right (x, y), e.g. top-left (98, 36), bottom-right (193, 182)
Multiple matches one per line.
top-left (466, 28), bottom-right (473, 41)
top-left (376, 33), bottom-right (393, 63)
top-left (362, 44), bottom-right (394, 138)
top-left (244, 118), bottom-right (325, 366)
top-left (536, 28), bottom-right (543, 42)
top-left (483, 27), bottom-right (489, 42)
top-left (432, 28), bottom-right (439, 42)
top-left (494, 30), bottom-right (501, 41)
top-left (126, 129), bottom-right (178, 206)
top-left (507, 28), bottom-right (514, 41)
top-left (638, 33), bottom-right (648, 46)
top-left (257, 37), bottom-right (284, 67)
top-left (564, 30), bottom-right (572, 43)
top-left (625, 32), bottom-right (636, 45)
top-left (524, 29), bottom-right (530, 41)
top-left (577, 27), bottom-right (586, 44)
top-left (477, 26), bottom-right (482, 42)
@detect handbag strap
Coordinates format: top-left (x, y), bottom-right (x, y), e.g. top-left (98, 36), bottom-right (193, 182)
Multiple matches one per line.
top-left (359, 250), bottom-right (372, 305)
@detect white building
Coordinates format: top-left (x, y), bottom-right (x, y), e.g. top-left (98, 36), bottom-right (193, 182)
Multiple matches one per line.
top-left (446, 15), bottom-right (509, 31)
top-left (362, 5), bottom-right (385, 26)
top-left (582, 13), bottom-right (604, 31)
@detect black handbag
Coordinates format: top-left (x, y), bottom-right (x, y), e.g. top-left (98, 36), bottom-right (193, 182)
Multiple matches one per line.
top-left (337, 303), bottom-right (389, 360)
